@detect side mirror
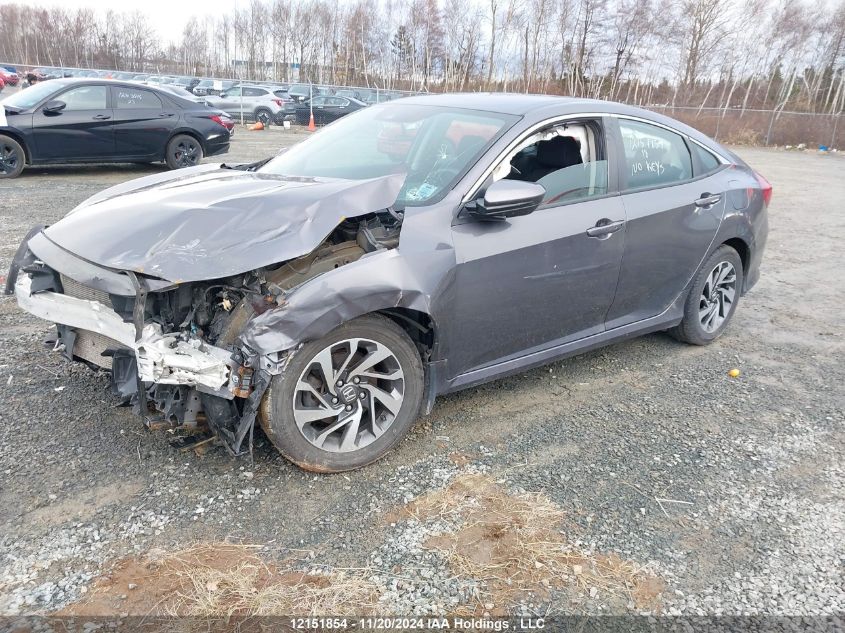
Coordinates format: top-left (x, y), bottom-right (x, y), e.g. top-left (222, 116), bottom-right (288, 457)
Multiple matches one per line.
top-left (42, 99), bottom-right (66, 114)
top-left (218, 92), bottom-right (227, 98)
top-left (465, 179), bottom-right (546, 221)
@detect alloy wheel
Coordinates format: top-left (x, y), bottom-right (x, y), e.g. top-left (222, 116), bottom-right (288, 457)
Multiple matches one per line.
top-left (172, 139), bottom-right (199, 167)
top-left (292, 337), bottom-right (405, 453)
top-left (0, 142), bottom-right (19, 175)
top-left (699, 261), bottom-right (736, 333)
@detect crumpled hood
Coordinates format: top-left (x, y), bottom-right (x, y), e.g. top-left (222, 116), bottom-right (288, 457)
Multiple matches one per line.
top-left (43, 165), bottom-right (405, 283)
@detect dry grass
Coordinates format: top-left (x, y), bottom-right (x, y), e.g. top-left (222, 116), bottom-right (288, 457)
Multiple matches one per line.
top-left (404, 473), bottom-right (665, 614)
top-left (162, 545), bottom-right (379, 617)
top-left (61, 543), bottom-right (380, 623)
top-left (62, 475), bottom-right (664, 622)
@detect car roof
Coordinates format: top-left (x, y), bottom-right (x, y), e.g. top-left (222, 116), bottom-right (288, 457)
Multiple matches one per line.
top-left (31, 78), bottom-right (191, 103)
top-left (395, 93), bottom-right (596, 115)
top-left (389, 92), bottom-right (728, 152)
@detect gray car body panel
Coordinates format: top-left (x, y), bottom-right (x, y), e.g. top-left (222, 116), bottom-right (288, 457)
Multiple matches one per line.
top-left (15, 94), bottom-right (768, 404)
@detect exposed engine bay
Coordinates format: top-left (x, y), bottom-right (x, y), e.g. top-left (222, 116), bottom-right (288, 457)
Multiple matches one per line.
top-left (10, 211), bottom-right (403, 456)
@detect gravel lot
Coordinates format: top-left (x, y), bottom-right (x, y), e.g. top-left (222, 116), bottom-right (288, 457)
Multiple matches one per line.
top-left (0, 128), bottom-right (842, 618)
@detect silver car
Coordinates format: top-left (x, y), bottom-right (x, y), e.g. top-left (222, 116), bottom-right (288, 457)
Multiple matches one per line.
top-left (205, 84), bottom-right (288, 125)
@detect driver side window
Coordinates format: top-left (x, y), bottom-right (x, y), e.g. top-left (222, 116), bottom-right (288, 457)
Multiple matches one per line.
top-left (57, 86), bottom-right (108, 111)
top-left (495, 119), bottom-right (608, 208)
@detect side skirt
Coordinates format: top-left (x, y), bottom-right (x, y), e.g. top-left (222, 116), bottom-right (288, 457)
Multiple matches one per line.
top-left (441, 302), bottom-right (685, 396)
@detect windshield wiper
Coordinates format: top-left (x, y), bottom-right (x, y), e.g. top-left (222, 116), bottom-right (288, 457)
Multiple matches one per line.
top-left (220, 157), bottom-right (274, 172)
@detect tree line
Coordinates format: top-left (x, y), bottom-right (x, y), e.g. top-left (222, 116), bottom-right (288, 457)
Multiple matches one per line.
top-left (1, 0), bottom-right (843, 114)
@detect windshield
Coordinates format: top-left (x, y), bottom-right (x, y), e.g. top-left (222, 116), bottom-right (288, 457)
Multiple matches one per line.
top-left (1, 81), bottom-right (63, 109)
top-left (259, 104), bottom-right (517, 207)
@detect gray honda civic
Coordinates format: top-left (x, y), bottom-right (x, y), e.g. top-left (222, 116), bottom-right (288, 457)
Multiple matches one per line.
top-left (7, 93), bottom-right (770, 472)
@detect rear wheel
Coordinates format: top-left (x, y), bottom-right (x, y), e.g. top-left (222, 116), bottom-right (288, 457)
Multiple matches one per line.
top-left (165, 134), bottom-right (203, 170)
top-left (0, 135), bottom-right (25, 179)
top-left (260, 315), bottom-right (424, 472)
top-left (670, 245), bottom-right (744, 345)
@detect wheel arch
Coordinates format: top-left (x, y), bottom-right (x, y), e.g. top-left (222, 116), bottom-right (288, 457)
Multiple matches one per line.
top-left (0, 130), bottom-right (31, 164)
top-left (375, 307), bottom-right (437, 361)
top-left (167, 129), bottom-right (206, 156)
top-left (721, 237), bottom-right (750, 277)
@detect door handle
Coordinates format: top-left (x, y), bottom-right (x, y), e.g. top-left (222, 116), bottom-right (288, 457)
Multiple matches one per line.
top-left (92, 114), bottom-right (111, 120)
top-left (694, 193), bottom-right (722, 207)
top-left (158, 112), bottom-right (175, 118)
top-left (586, 219), bottom-right (625, 238)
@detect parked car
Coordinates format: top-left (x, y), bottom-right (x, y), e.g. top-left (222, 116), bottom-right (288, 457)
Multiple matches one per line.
top-left (286, 83), bottom-right (320, 102)
top-left (294, 95), bottom-right (366, 125)
top-left (193, 78), bottom-right (236, 97)
top-left (4, 94), bottom-right (771, 472)
top-left (23, 68), bottom-right (49, 86)
top-left (0, 78), bottom-right (231, 177)
top-left (0, 67), bottom-right (19, 86)
top-left (334, 88), bottom-right (361, 99)
top-left (205, 84), bottom-right (290, 126)
top-left (172, 76), bottom-right (200, 92)
top-left (269, 89), bottom-right (298, 123)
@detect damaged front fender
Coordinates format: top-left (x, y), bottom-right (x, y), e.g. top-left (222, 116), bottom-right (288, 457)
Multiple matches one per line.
top-left (241, 246), bottom-right (454, 354)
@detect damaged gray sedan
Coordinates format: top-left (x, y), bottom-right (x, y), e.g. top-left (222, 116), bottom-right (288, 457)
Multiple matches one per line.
top-left (7, 94), bottom-right (770, 472)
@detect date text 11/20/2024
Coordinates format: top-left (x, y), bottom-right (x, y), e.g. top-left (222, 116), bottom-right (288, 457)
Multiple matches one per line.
top-left (289, 617), bottom-right (547, 630)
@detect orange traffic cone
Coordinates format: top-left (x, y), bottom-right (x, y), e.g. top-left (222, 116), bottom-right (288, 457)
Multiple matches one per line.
top-left (249, 121), bottom-right (264, 131)
top-left (307, 113), bottom-right (316, 131)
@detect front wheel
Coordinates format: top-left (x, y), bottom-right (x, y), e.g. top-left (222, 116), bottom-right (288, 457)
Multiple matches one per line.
top-left (165, 134), bottom-right (203, 170)
top-left (670, 245), bottom-right (744, 345)
top-left (0, 135), bottom-right (25, 179)
top-left (259, 315), bottom-right (424, 472)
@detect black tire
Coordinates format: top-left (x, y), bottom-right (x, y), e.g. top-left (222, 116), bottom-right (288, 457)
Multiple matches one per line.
top-left (255, 108), bottom-right (272, 127)
top-left (259, 314), bottom-right (424, 473)
top-left (670, 245), bottom-right (744, 345)
top-left (165, 134), bottom-right (203, 170)
top-left (0, 135), bottom-right (25, 179)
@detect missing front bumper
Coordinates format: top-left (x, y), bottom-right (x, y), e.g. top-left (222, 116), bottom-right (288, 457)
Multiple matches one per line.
top-left (14, 272), bottom-right (233, 396)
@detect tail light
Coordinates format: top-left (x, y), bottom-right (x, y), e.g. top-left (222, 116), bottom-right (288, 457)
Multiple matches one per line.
top-left (754, 171), bottom-right (773, 206)
top-left (208, 114), bottom-right (234, 130)
top-left (272, 98), bottom-right (283, 106)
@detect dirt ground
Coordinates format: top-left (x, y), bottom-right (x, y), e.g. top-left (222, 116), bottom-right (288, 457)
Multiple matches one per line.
top-left (0, 126), bottom-right (842, 621)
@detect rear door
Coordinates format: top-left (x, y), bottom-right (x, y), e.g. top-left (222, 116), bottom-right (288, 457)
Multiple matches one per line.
top-left (111, 86), bottom-right (175, 159)
top-left (323, 97), bottom-right (349, 122)
top-left (242, 87), bottom-right (269, 117)
top-left (310, 96), bottom-right (328, 124)
top-left (30, 84), bottom-right (114, 160)
top-left (604, 117), bottom-right (726, 329)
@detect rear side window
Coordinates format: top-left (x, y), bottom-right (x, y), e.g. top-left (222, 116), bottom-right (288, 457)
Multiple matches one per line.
top-left (114, 88), bottom-right (161, 109)
top-left (619, 119), bottom-right (692, 189)
top-left (690, 142), bottom-right (721, 175)
top-left (243, 87), bottom-right (267, 97)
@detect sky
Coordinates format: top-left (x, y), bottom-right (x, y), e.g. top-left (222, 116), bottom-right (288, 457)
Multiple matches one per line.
top-left (22, 0), bottom-right (237, 43)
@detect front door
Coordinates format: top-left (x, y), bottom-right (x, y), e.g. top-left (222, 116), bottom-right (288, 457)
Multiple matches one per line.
top-left (448, 117), bottom-right (626, 378)
top-left (31, 85), bottom-right (114, 160)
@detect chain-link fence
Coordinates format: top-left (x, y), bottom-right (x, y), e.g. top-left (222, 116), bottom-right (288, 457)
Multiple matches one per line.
top-left (2, 60), bottom-right (842, 146)
top-left (644, 106), bottom-right (843, 148)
